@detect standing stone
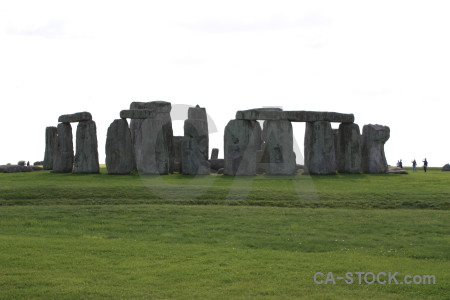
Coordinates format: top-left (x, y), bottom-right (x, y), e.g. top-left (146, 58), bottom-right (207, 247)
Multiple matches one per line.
top-left (361, 124), bottom-right (390, 173)
top-left (337, 123), bottom-right (361, 173)
top-left (172, 136), bottom-right (183, 173)
top-left (182, 119), bottom-right (210, 175)
top-left (139, 118), bottom-right (169, 174)
top-left (43, 126), bottom-right (57, 170)
top-left (262, 120), bottom-right (297, 175)
top-left (130, 119), bottom-right (144, 171)
top-left (224, 120), bottom-right (261, 176)
top-left (53, 123), bottom-right (73, 173)
top-left (304, 121), bottom-right (336, 175)
top-left (210, 148), bottom-right (219, 160)
top-left (105, 119), bottom-right (134, 174)
top-left (129, 101), bottom-right (174, 173)
top-left (73, 120), bottom-right (99, 174)
top-left (332, 129), bottom-right (339, 170)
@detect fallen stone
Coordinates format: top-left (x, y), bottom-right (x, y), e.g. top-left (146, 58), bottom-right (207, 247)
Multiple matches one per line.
top-left (304, 121), bottom-right (336, 175)
top-left (120, 110), bottom-right (156, 119)
top-left (182, 119), bottom-right (210, 175)
top-left (217, 168), bottom-right (224, 174)
top-left (387, 167), bottom-right (408, 174)
top-left (210, 159), bottom-right (224, 170)
top-left (32, 166), bottom-right (43, 171)
top-left (337, 123), bottom-right (361, 173)
top-left (58, 112), bottom-right (92, 123)
top-left (361, 124), bottom-right (390, 174)
top-left (262, 120), bottom-right (297, 175)
top-left (442, 164), bottom-right (450, 171)
top-left (53, 123), bottom-right (74, 173)
top-left (105, 119), bottom-right (134, 174)
top-left (224, 120), bottom-right (261, 175)
top-left (73, 120), bottom-right (100, 174)
top-left (43, 126), bottom-right (57, 170)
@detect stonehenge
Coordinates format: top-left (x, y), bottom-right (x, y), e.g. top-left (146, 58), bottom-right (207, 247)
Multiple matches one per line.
top-left (105, 119), bottom-right (134, 174)
top-left (337, 123), bottom-right (361, 173)
top-left (45, 103), bottom-right (391, 177)
top-left (224, 119), bottom-right (261, 175)
top-left (43, 126), bottom-right (57, 170)
top-left (304, 121), bottom-right (336, 175)
top-left (181, 105), bottom-right (210, 175)
top-left (53, 123), bottom-right (74, 173)
top-left (361, 124), bottom-right (390, 174)
top-left (73, 120), bottom-right (100, 174)
top-left (262, 120), bottom-right (297, 175)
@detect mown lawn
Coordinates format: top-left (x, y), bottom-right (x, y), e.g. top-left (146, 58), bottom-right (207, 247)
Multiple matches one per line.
top-left (0, 168), bottom-right (449, 299)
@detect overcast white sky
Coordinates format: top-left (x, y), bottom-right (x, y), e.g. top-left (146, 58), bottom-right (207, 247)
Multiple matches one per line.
top-left (1, 1), bottom-right (449, 167)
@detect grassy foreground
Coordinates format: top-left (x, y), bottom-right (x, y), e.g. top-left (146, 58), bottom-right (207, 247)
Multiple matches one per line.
top-left (0, 168), bottom-right (449, 299)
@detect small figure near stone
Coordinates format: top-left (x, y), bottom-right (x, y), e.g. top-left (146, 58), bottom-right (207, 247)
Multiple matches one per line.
top-left (412, 159), bottom-right (417, 172)
top-left (26, 161), bottom-right (30, 166)
top-left (423, 158), bottom-right (428, 173)
top-left (398, 159), bottom-right (403, 168)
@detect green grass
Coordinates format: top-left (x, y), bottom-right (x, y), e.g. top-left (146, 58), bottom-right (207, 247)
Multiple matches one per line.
top-left (0, 168), bottom-right (449, 299)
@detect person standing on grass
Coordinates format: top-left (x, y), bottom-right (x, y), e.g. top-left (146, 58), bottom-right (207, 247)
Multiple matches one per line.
top-left (399, 159), bottom-right (403, 168)
top-left (412, 159), bottom-right (417, 172)
top-left (423, 158), bottom-right (428, 173)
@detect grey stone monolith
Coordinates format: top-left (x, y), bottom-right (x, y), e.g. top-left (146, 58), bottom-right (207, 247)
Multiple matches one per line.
top-left (105, 119), bottom-right (134, 174)
top-left (172, 136), bottom-right (183, 173)
top-left (304, 121), bottom-right (336, 175)
top-left (224, 119), bottom-right (261, 176)
top-left (139, 118), bottom-right (169, 174)
top-left (210, 148), bottom-right (219, 160)
top-left (361, 124), bottom-right (390, 173)
top-left (337, 123), bottom-right (361, 173)
top-left (43, 126), bottom-right (57, 170)
top-left (53, 123), bottom-right (73, 173)
top-left (129, 101), bottom-right (174, 173)
top-left (73, 120), bottom-right (99, 174)
top-left (261, 120), bottom-right (297, 175)
top-left (333, 129), bottom-right (339, 170)
top-left (181, 119), bottom-right (210, 175)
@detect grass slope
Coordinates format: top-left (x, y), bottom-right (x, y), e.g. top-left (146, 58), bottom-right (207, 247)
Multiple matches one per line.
top-left (0, 168), bottom-right (449, 299)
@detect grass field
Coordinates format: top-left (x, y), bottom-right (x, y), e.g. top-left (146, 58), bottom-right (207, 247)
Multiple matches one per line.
top-left (1, 168), bottom-right (449, 299)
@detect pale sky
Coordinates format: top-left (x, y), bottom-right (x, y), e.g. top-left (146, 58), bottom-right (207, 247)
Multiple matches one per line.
top-left (1, 1), bottom-right (449, 167)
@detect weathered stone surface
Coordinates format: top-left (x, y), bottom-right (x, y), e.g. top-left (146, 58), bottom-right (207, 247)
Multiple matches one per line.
top-left (129, 101), bottom-right (174, 173)
top-left (442, 164), bottom-right (450, 171)
top-left (43, 126), bottom-right (57, 170)
top-left (361, 124), bottom-right (390, 174)
top-left (210, 148), bottom-right (219, 160)
top-left (224, 120), bottom-right (261, 176)
top-left (58, 112), bottom-right (92, 123)
top-left (188, 105), bottom-right (207, 121)
top-left (130, 101), bottom-right (171, 113)
top-left (130, 119), bottom-right (143, 171)
top-left (210, 159), bottom-right (224, 170)
top-left (32, 166), bottom-right (43, 171)
top-left (105, 119), bottom-right (134, 174)
top-left (172, 136), bottom-right (183, 173)
top-left (261, 120), bottom-right (297, 175)
top-left (337, 123), bottom-right (361, 173)
top-left (73, 120), bottom-right (99, 174)
top-left (333, 129), bottom-right (339, 170)
top-left (182, 119), bottom-right (210, 175)
top-left (304, 121), bottom-right (336, 175)
top-left (138, 118), bottom-right (169, 174)
top-left (387, 167), bottom-right (408, 174)
top-left (236, 108), bottom-right (283, 121)
top-left (120, 110), bottom-right (156, 119)
top-left (236, 108), bottom-right (354, 123)
top-left (53, 123), bottom-right (74, 173)
top-left (0, 165), bottom-right (34, 173)
top-left (217, 168), bottom-right (224, 174)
